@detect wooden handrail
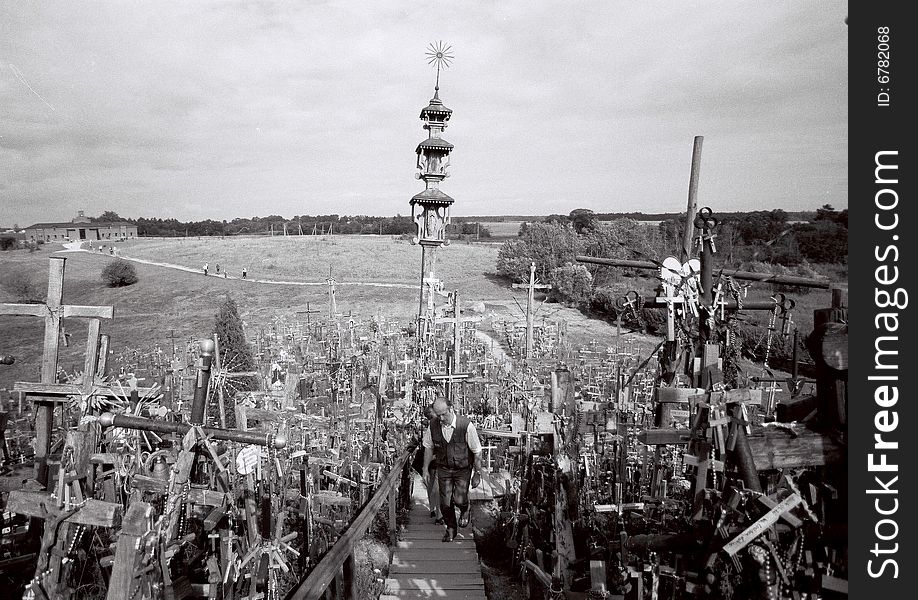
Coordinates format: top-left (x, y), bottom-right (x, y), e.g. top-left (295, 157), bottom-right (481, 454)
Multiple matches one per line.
top-left (575, 255), bottom-right (835, 289)
top-left (285, 451), bottom-right (410, 600)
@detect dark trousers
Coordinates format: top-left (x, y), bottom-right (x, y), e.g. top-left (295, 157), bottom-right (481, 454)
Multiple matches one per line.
top-left (436, 466), bottom-right (471, 531)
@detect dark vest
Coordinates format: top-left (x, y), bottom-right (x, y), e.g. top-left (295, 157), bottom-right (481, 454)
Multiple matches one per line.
top-left (430, 415), bottom-right (473, 469)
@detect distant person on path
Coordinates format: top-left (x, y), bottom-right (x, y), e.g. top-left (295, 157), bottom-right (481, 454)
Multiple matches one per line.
top-left (242, 267), bottom-right (247, 279)
top-left (422, 396), bottom-right (483, 542)
top-left (215, 264), bottom-right (220, 274)
top-left (203, 262), bottom-right (209, 276)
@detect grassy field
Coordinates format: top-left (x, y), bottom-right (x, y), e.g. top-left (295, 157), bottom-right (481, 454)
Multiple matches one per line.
top-left (0, 237), bottom-right (618, 389)
top-left (0, 235), bottom-right (842, 392)
top-left (477, 221), bottom-right (524, 239)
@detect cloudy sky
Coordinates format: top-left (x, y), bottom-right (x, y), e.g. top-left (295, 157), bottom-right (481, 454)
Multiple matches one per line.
top-left (1, 1), bottom-right (847, 227)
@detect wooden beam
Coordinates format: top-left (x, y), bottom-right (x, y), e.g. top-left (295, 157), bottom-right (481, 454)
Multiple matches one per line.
top-left (636, 428), bottom-right (691, 445)
top-left (747, 427), bottom-right (844, 470)
top-left (14, 382), bottom-right (158, 398)
top-left (575, 256), bottom-right (834, 289)
top-left (6, 491), bottom-right (122, 528)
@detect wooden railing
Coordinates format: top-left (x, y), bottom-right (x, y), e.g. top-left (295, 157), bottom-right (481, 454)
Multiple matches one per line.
top-left (285, 451), bottom-right (411, 600)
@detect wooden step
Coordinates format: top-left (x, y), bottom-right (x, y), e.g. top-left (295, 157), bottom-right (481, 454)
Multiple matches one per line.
top-left (384, 575), bottom-right (485, 592)
top-left (390, 560), bottom-right (482, 574)
top-left (394, 549), bottom-right (478, 560)
top-left (402, 530), bottom-right (475, 540)
top-left (396, 539), bottom-right (476, 549)
top-left (380, 592), bottom-right (487, 600)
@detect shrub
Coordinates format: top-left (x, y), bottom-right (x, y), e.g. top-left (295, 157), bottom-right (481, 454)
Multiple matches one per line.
top-left (0, 237), bottom-right (17, 251)
top-left (590, 286), bottom-right (621, 317)
top-left (101, 259), bottom-right (138, 287)
top-left (5, 268), bottom-right (44, 302)
top-left (548, 263), bottom-right (592, 305)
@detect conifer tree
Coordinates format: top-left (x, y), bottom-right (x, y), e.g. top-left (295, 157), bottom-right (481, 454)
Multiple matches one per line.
top-left (213, 296), bottom-right (259, 394)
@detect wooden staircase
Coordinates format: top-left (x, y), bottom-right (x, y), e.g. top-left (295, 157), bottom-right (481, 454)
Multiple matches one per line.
top-left (381, 473), bottom-right (488, 599)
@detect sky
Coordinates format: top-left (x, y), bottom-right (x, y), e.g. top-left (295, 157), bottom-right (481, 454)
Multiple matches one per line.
top-left (0, 1), bottom-right (848, 227)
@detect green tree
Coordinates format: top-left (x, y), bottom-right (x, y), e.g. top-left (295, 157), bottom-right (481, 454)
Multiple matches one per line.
top-left (214, 296), bottom-right (259, 394)
top-left (496, 221), bottom-right (581, 282)
top-left (548, 263), bottom-right (593, 305)
top-left (568, 208), bottom-right (597, 234)
top-left (581, 218), bottom-right (657, 286)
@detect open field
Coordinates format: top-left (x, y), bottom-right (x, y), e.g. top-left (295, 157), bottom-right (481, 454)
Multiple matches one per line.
top-left (1, 237), bottom-right (641, 389)
top-left (474, 221), bottom-right (524, 238)
top-left (1, 235), bottom-right (841, 392)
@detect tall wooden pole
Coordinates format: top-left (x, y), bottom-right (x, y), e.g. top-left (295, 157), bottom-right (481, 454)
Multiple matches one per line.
top-left (526, 263), bottom-right (535, 360)
top-left (452, 291), bottom-right (461, 373)
top-left (681, 136), bottom-right (704, 262)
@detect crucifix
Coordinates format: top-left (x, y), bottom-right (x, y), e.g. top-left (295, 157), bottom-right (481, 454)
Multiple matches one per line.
top-left (0, 257), bottom-right (115, 485)
top-left (511, 262), bottom-right (552, 361)
top-left (296, 302), bottom-right (321, 326)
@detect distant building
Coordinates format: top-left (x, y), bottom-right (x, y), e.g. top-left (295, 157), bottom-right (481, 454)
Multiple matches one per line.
top-left (24, 211), bottom-right (138, 243)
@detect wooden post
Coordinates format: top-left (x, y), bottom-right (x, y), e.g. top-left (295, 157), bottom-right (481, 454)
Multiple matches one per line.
top-left (681, 136), bottom-right (703, 262)
top-left (106, 502), bottom-right (152, 600)
top-left (452, 290), bottom-right (461, 373)
top-left (810, 287), bottom-right (848, 436)
top-left (388, 480), bottom-right (397, 546)
top-left (342, 552), bottom-right (358, 600)
top-left (553, 364), bottom-right (577, 590)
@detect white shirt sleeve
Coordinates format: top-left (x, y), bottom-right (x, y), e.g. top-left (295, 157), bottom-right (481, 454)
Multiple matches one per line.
top-left (466, 421), bottom-right (482, 454)
top-left (422, 426), bottom-right (433, 449)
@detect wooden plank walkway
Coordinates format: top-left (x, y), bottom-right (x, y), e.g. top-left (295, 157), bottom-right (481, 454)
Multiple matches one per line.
top-left (381, 473), bottom-right (488, 600)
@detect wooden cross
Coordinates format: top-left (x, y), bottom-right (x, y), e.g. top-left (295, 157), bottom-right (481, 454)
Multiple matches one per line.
top-left (434, 290), bottom-right (481, 373)
top-left (511, 263), bottom-right (551, 360)
top-left (425, 355), bottom-right (471, 406)
top-left (0, 257), bottom-right (114, 485)
top-left (296, 302), bottom-right (321, 326)
top-left (658, 281), bottom-right (684, 343)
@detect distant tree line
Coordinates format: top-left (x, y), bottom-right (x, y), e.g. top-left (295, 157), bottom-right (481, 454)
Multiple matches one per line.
top-left (88, 211), bottom-right (490, 239)
top-left (501, 205), bottom-right (847, 308)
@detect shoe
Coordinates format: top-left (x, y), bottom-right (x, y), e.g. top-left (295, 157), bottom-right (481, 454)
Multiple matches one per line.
top-left (429, 510), bottom-right (437, 519)
top-left (442, 528), bottom-right (457, 542)
top-left (458, 510), bottom-right (470, 528)
top-left (434, 517), bottom-right (444, 525)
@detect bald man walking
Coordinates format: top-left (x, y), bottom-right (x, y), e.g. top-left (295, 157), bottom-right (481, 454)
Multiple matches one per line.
top-left (422, 398), bottom-right (483, 542)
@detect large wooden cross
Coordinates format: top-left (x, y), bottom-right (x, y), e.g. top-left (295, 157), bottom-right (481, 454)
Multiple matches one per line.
top-left (0, 257), bottom-right (114, 484)
top-left (511, 262), bottom-right (551, 360)
top-left (425, 353), bottom-right (471, 406)
top-left (433, 290), bottom-right (482, 374)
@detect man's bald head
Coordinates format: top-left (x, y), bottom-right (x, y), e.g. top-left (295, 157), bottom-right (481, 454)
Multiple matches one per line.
top-left (432, 398), bottom-right (450, 417)
top-left (433, 398), bottom-right (453, 422)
